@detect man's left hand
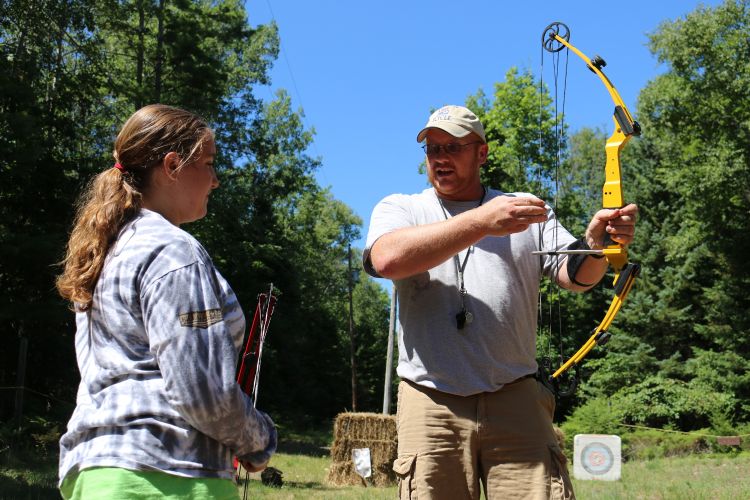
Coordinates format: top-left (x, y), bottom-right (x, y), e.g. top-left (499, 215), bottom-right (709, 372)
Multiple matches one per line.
top-left (585, 203), bottom-right (639, 249)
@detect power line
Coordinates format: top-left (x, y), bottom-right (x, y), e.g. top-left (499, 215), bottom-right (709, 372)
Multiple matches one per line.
top-left (262, 0), bottom-right (324, 179)
top-left (0, 386), bottom-right (75, 408)
top-left (617, 422), bottom-right (750, 442)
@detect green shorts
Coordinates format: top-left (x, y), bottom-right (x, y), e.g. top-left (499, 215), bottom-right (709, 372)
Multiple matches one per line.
top-left (60, 467), bottom-right (240, 500)
top-left (394, 377), bottom-right (574, 499)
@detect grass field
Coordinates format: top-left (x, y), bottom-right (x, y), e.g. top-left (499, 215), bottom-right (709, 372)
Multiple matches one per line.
top-left (3, 448), bottom-right (750, 499)
top-left (239, 452), bottom-right (750, 499)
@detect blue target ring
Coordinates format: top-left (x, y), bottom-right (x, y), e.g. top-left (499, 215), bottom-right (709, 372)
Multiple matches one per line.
top-left (580, 442), bottom-right (614, 475)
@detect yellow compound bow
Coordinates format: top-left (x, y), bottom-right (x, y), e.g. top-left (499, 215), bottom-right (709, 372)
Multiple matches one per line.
top-left (541, 21), bottom-right (642, 381)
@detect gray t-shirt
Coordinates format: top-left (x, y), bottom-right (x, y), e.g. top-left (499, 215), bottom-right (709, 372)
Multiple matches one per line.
top-left (59, 209), bottom-right (276, 485)
top-left (364, 187), bottom-right (576, 396)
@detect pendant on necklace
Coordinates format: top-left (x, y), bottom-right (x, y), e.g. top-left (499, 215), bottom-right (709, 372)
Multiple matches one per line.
top-left (456, 309), bottom-right (474, 330)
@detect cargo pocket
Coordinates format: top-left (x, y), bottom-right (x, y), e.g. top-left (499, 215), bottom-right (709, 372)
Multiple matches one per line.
top-left (393, 453), bottom-right (417, 500)
top-left (549, 444), bottom-right (575, 500)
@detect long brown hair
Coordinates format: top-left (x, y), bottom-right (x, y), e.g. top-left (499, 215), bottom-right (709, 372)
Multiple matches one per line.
top-left (57, 104), bottom-right (212, 309)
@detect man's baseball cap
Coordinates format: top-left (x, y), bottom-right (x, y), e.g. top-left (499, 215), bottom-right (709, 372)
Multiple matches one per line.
top-left (416, 105), bottom-right (486, 143)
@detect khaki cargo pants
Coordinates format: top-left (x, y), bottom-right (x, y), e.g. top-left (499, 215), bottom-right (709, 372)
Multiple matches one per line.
top-left (394, 377), bottom-right (574, 500)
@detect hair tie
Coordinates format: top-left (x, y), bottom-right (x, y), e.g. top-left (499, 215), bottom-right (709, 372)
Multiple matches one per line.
top-left (113, 162), bottom-right (125, 171)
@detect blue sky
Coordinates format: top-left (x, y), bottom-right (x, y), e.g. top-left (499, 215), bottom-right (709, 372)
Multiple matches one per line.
top-left (243, 1), bottom-right (721, 250)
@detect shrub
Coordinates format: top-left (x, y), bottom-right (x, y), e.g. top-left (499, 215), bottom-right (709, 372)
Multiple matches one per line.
top-left (621, 429), bottom-right (710, 460)
top-left (559, 396), bottom-right (624, 456)
top-left (616, 376), bottom-right (735, 430)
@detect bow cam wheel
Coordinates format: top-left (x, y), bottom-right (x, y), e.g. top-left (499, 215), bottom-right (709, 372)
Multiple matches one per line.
top-left (542, 22), bottom-right (570, 53)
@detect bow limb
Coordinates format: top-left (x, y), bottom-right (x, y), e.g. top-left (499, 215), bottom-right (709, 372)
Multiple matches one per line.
top-left (542, 22), bottom-right (642, 380)
top-left (237, 284), bottom-right (277, 403)
top-left (250, 292), bottom-right (277, 406)
top-left (551, 262), bottom-right (640, 378)
top-left (237, 299), bottom-right (262, 395)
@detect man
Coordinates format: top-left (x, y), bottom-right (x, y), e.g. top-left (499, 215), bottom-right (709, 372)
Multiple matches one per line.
top-left (363, 105), bottom-right (637, 499)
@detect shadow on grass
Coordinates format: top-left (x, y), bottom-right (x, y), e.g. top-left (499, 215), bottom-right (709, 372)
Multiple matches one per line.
top-left (244, 478), bottom-right (337, 490)
top-left (275, 422), bottom-right (333, 457)
top-left (277, 439), bottom-right (330, 457)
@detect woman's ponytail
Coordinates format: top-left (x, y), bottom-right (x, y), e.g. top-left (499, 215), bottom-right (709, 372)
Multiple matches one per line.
top-left (57, 104), bottom-right (211, 310)
top-left (56, 167), bottom-right (142, 309)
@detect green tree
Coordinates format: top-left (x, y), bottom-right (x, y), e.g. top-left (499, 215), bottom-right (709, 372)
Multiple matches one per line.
top-left (467, 67), bottom-right (560, 196)
top-left (571, 0), bottom-right (750, 427)
top-left (351, 261), bottom-right (391, 413)
top-left (636, 0), bottom-right (750, 354)
top-left (264, 186), bottom-right (365, 423)
top-left (2, 0), bottom-right (395, 433)
top-left (0, 0), bottom-right (108, 419)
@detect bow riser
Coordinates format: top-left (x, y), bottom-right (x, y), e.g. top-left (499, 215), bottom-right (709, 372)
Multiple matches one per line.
top-left (604, 126), bottom-right (627, 209)
top-left (551, 262), bottom-right (640, 378)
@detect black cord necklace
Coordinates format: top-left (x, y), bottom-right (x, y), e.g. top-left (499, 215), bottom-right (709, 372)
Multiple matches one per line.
top-left (437, 186), bottom-right (487, 330)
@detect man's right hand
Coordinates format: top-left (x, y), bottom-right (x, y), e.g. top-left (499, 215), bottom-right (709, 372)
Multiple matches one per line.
top-left (476, 195), bottom-right (548, 237)
top-left (369, 195), bottom-right (548, 280)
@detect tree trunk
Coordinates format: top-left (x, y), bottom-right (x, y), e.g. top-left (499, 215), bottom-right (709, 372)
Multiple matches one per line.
top-left (154, 0), bottom-right (165, 103)
top-left (136, 0), bottom-right (145, 109)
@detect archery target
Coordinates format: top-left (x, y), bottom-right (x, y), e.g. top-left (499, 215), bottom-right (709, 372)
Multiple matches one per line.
top-left (573, 434), bottom-right (621, 481)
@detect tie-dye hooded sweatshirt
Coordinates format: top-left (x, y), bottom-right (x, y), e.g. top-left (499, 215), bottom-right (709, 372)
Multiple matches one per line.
top-left (59, 209), bottom-right (276, 485)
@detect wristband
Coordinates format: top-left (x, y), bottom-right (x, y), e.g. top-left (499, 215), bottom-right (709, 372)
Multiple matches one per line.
top-left (566, 238), bottom-right (604, 286)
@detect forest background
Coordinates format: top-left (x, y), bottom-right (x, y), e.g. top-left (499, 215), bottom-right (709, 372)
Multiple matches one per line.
top-left (1, 0), bottom-right (750, 463)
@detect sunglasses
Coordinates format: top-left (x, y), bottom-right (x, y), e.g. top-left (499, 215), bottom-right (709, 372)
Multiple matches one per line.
top-left (422, 141), bottom-right (483, 157)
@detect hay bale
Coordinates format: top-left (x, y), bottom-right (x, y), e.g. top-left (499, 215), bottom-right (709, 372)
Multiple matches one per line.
top-left (326, 412), bottom-right (398, 487)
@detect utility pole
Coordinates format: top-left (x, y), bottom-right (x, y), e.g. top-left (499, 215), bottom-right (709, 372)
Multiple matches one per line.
top-left (348, 244), bottom-right (357, 412)
top-left (14, 323), bottom-right (28, 428)
top-left (382, 287), bottom-right (397, 414)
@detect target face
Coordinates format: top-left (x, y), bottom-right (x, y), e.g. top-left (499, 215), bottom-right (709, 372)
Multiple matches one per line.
top-left (573, 434), bottom-right (621, 481)
top-left (580, 442), bottom-right (614, 475)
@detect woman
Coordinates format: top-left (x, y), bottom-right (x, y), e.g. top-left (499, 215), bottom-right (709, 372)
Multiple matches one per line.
top-left (56, 104), bottom-right (276, 499)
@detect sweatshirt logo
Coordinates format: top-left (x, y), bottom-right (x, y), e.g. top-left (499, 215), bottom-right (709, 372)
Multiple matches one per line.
top-left (179, 308), bottom-right (224, 328)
